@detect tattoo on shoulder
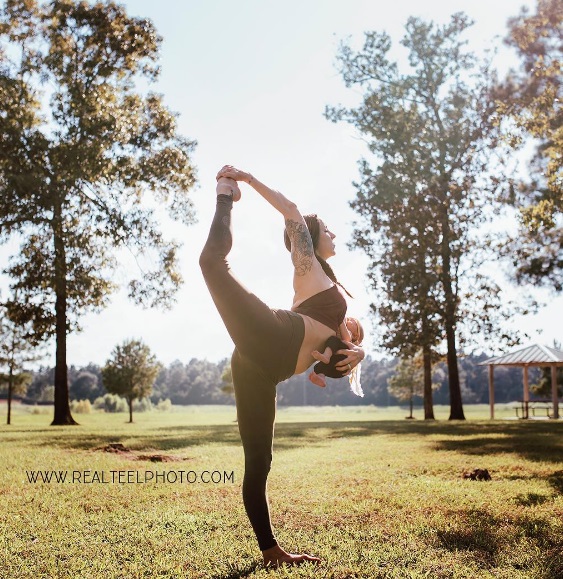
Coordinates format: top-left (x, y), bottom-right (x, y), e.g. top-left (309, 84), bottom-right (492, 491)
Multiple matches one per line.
top-left (285, 218), bottom-right (314, 276)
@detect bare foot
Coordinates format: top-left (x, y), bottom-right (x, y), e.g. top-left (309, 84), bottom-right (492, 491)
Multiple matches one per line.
top-left (262, 544), bottom-right (321, 568)
top-left (308, 371), bottom-right (327, 388)
top-left (216, 176), bottom-right (241, 201)
top-left (311, 350), bottom-right (330, 364)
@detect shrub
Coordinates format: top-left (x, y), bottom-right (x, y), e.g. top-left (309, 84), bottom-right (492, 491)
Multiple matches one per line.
top-left (91, 394), bottom-right (153, 413)
top-left (93, 393), bottom-right (128, 413)
top-left (70, 399), bottom-right (92, 414)
top-left (132, 397), bottom-right (152, 412)
top-left (156, 398), bottom-right (172, 412)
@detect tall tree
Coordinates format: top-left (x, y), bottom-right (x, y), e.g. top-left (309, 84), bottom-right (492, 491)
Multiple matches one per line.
top-left (0, 0), bottom-right (197, 425)
top-left (357, 200), bottom-right (442, 419)
top-left (0, 293), bottom-right (42, 424)
top-left (327, 13), bottom-right (517, 419)
top-left (101, 339), bottom-right (160, 423)
top-left (495, 0), bottom-right (562, 291)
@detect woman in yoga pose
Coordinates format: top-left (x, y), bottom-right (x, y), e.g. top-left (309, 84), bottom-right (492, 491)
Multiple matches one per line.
top-left (199, 165), bottom-right (365, 567)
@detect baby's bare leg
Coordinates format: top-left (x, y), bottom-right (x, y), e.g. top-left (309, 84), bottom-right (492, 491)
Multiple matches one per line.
top-left (308, 371), bottom-right (327, 388)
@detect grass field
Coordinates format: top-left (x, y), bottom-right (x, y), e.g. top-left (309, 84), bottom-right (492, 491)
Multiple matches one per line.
top-left (1, 404), bottom-right (562, 578)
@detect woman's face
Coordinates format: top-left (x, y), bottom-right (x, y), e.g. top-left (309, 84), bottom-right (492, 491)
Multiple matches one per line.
top-left (315, 219), bottom-right (336, 260)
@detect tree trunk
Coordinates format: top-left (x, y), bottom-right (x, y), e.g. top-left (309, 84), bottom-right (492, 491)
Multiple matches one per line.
top-left (128, 398), bottom-right (133, 423)
top-left (417, 230), bottom-right (435, 420)
top-left (408, 394), bottom-right (413, 419)
top-left (422, 343), bottom-right (435, 420)
top-left (440, 207), bottom-right (465, 420)
top-left (7, 366), bottom-right (13, 425)
top-left (445, 320), bottom-right (464, 419)
top-left (51, 200), bottom-right (78, 426)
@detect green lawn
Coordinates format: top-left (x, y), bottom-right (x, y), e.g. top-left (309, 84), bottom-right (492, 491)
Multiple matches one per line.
top-left (1, 404), bottom-right (562, 578)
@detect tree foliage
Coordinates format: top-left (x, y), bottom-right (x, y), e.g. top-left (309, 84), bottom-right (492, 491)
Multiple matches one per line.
top-left (326, 13), bottom-right (524, 420)
top-left (220, 362), bottom-right (234, 397)
top-left (495, 0), bottom-right (563, 290)
top-left (70, 371), bottom-right (100, 401)
top-left (388, 351), bottom-right (441, 418)
top-left (531, 366), bottom-right (563, 397)
top-left (101, 339), bottom-right (161, 423)
top-left (0, 0), bottom-right (197, 425)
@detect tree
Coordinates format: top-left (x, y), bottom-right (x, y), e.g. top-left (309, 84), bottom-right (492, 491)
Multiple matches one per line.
top-left (362, 212), bottom-right (442, 419)
top-left (531, 367), bottom-right (563, 398)
top-left (220, 363), bottom-right (234, 398)
top-left (326, 13), bottom-right (521, 419)
top-left (70, 371), bottom-right (101, 402)
top-left (0, 298), bottom-right (41, 424)
top-left (101, 339), bottom-right (160, 423)
top-left (388, 354), bottom-right (425, 419)
top-left (0, 0), bottom-right (197, 425)
top-left (495, 0), bottom-right (562, 290)
top-left (532, 341), bottom-right (563, 397)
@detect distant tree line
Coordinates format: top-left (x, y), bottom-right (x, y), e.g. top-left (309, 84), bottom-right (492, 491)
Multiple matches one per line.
top-left (9, 354), bottom-right (557, 409)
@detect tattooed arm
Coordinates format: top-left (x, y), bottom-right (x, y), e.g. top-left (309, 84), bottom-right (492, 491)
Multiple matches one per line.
top-left (215, 165), bottom-right (318, 278)
top-left (285, 218), bottom-right (314, 277)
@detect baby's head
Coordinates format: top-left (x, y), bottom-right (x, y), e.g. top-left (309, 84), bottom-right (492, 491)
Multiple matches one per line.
top-left (345, 317), bottom-right (364, 345)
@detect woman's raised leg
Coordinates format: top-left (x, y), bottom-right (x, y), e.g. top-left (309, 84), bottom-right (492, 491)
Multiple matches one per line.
top-left (199, 182), bottom-right (285, 365)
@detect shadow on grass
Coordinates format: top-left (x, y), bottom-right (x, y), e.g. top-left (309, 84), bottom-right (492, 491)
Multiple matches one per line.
top-left (6, 419), bottom-right (563, 464)
top-left (515, 492), bottom-right (550, 506)
top-left (211, 562), bottom-right (260, 579)
top-left (436, 509), bottom-right (499, 568)
top-left (434, 509), bottom-right (563, 574)
top-left (547, 470), bottom-right (563, 495)
top-left (519, 516), bottom-right (563, 578)
top-left (429, 426), bottom-right (563, 464)
top-left (542, 548), bottom-right (563, 579)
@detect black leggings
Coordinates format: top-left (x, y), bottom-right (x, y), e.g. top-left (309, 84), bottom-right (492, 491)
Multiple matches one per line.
top-left (199, 195), bottom-right (305, 551)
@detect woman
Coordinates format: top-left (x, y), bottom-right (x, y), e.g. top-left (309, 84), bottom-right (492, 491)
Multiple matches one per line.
top-left (199, 165), bottom-right (364, 567)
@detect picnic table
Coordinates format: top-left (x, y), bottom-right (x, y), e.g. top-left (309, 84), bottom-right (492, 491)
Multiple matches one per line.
top-left (514, 399), bottom-right (561, 419)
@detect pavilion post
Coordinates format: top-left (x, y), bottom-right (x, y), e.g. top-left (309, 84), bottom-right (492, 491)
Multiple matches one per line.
top-left (523, 366), bottom-right (530, 419)
top-left (488, 365), bottom-right (494, 420)
top-left (552, 365), bottom-right (559, 419)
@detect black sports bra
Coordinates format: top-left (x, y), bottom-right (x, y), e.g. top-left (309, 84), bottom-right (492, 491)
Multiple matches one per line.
top-left (291, 285), bottom-right (347, 332)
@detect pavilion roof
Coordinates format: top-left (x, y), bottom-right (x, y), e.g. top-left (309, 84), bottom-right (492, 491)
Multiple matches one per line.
top-left (480, 344), bottom-right (563, 366)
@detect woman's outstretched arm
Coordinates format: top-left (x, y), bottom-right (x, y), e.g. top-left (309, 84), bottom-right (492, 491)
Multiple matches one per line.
top-left (216, 165), bottom-right (317, 278)
top-left (216, 165), bottom-right (300, 219)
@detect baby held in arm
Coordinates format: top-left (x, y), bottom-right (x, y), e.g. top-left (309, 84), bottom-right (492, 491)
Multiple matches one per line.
top-left (309, 317), bottom-right (364, 396)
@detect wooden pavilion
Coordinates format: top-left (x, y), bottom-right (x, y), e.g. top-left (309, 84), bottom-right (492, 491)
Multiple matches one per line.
top-left (479, 344), bottom-right (563, 420)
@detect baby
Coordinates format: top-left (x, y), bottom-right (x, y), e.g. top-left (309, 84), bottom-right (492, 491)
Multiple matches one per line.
top-left (309, 317), bottom-right (364, 395)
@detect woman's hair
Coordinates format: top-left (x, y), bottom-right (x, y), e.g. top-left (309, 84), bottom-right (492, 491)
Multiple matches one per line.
top-left (346, 317), bottom-right (364, 345)
top-left (283, 213), bottom-right (353, 298)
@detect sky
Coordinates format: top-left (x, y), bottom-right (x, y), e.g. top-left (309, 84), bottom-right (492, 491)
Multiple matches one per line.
top-left (6, 0), bottom-right (563, 368)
